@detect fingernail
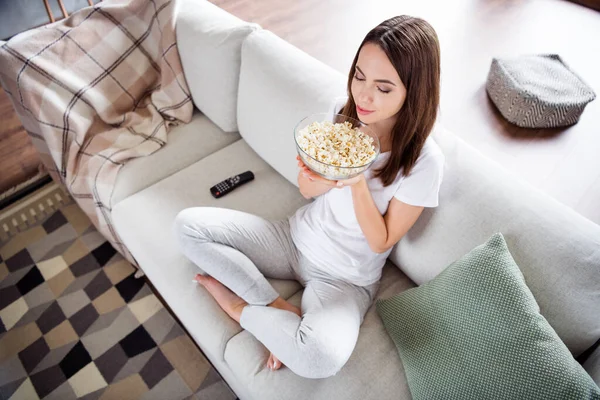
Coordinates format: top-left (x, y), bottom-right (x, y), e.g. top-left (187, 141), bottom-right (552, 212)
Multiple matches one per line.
top-left (192, 279), bottom-right (198, 283)
top-left (337, 182), bottom-right (343, 186)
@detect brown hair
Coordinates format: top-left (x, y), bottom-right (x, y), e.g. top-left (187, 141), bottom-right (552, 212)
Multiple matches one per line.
top-left (340, 16), bottom-right (441, 186)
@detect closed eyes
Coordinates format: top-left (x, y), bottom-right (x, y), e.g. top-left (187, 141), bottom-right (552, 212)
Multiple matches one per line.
top-left (353, 74), bottom-right (391, 94)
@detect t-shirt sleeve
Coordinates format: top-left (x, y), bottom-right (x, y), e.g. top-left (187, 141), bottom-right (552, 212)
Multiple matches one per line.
top-left (393, 149), bottom-right (445, 208)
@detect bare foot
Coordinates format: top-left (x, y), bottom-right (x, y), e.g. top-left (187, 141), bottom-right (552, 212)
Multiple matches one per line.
top-left (269, 297), bottom-right (301, 316)
top-left (194, 275), bottom-right (247, 323)
top-left (266, 297), bottom-right (301, 371)
top-left (194, 276), bottom-right (299, 371)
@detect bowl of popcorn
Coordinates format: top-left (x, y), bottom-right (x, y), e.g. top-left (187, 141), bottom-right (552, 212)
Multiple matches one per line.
top-left (294, 113), bottom-right (380, 180)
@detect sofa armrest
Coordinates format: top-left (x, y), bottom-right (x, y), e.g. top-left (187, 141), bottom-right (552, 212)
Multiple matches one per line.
top-left (387, 123), bottom-right (600, 356)
top-left (176, 0), bottom-right (260, 133)
top-left (237, 29), bottom-right (347, 186)
top-left (583, 342), bottom-right (600, 386)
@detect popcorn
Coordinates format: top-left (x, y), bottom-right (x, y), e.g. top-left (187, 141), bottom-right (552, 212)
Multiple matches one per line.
top-left (296, 120), bottom-right (377, 178)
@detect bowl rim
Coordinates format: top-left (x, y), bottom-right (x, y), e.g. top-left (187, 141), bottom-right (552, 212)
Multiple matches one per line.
top-left (293, 112), bottom-right (381, 170)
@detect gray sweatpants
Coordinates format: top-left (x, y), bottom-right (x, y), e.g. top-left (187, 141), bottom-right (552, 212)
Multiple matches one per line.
top-left (173, 207), bottom-right (379, 379)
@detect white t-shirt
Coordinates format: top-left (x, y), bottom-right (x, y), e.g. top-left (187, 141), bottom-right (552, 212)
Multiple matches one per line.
top-left (289, 96), bottom-right (445, 286)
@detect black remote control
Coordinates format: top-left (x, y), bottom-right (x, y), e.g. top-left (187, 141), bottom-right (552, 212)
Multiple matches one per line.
top-left (210, 171), bottom-right (255, 198)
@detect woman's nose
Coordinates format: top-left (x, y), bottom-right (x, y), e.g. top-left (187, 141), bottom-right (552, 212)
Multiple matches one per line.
top-left (357, 88), bottom-right (373, 106)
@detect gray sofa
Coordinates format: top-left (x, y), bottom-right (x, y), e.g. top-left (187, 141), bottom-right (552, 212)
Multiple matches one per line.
top-left (109, 1), bottom-right (600, 399)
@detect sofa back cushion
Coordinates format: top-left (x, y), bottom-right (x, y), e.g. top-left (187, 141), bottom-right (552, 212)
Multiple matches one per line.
top-left (237, 29), bottom-right (346, 185)
top-left (176, 0), bottom-right (259, 132)
top-left (389, 126), bottom-right (600, 357)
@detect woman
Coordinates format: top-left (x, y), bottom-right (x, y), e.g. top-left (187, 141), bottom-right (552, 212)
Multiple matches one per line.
top-left (174, 15), bottom-right (444, 379)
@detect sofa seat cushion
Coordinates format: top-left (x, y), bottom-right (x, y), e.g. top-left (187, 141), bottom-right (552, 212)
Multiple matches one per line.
top-left (112, 109), bottom-right (240, 206)
top-left (583, 344), bottom-right (600, 386)
top-left (222, 260), bottom-right (415, 400)
top-left (112, 139), bottom-right (309, 365)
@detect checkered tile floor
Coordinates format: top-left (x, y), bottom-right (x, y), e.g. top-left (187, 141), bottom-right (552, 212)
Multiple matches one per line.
top-left (0, 196), bottom-right (237, 399)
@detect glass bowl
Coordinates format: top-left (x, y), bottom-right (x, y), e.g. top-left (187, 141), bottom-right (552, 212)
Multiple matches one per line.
top-left (294, 112), bottom-right (380, 180)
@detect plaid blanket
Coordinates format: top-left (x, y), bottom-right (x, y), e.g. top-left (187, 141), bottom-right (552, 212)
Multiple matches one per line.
top-left (0, 0), bottom-right (192, 268)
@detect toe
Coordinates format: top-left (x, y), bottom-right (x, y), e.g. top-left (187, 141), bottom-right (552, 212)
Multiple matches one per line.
top-left (202, 276), bottom-right (221, 289)
top-left (271, 354), bottom-right (282, 370)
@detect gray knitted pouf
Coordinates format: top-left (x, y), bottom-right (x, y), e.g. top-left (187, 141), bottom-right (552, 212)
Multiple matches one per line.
top-left (486, 54), bottom-right (596, 128)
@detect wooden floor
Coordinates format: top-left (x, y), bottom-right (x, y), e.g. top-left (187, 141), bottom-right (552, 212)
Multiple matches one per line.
top-left (1, 0), bottom-right (599, 224)
top-left (0, 86), bottom-right (43, 195)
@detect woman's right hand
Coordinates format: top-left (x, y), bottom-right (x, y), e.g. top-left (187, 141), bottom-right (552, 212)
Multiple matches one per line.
top-left (296, 155), bottom-right (340, 199)
top-left (296, 155), bottom-right (342, 187)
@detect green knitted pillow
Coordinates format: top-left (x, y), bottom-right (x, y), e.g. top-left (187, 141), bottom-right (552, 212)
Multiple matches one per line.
top-left (377, 233), bottom-right (600, 399)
